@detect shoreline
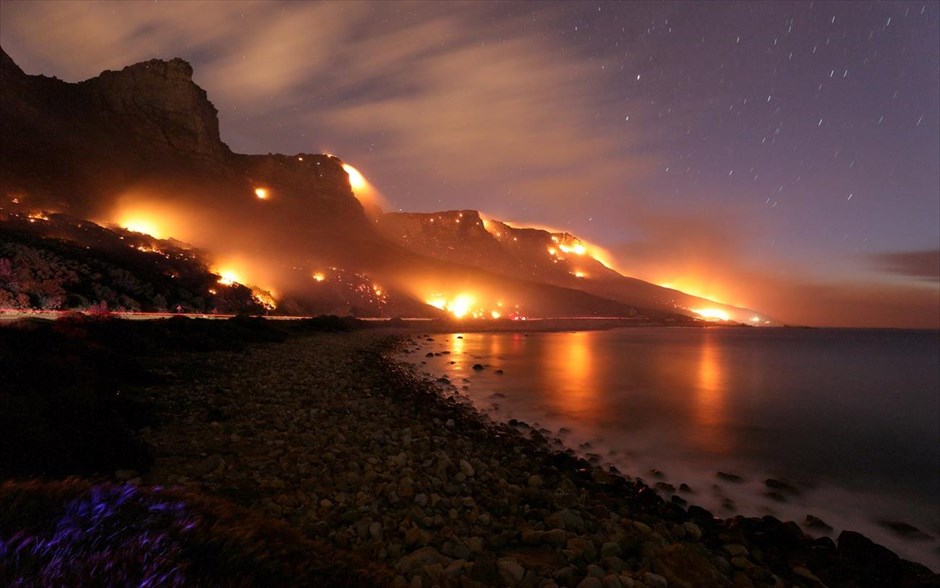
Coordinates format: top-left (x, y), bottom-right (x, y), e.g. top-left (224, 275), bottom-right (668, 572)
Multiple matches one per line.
top-left (400, 329), bottom-right (940, 573)
top-left (1, 318), bottom-right (937, 586)
top-left (135, 328), bottom-right (937, 586)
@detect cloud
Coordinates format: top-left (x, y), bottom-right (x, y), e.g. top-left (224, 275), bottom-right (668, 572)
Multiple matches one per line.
top-left (868, 249), bottom-right (940, 281)
top-left (0, 1), bottom-right (652, 217)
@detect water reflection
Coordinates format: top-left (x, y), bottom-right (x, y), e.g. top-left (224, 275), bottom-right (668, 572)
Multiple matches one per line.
top-left (542, 331), bottom-right (598, 423)
top-left (693, 333), bottom-right (731, 454)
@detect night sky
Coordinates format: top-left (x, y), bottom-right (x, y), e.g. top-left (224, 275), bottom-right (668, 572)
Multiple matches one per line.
top-left (2, 1), bottom-right (938, 327)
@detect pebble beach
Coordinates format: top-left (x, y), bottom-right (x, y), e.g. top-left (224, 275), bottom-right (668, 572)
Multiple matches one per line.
top-left (129, 329), bottom-right (938, 587)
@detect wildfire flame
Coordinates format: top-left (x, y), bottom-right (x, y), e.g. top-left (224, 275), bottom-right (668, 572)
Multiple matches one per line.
top-left (119, 217), bottom-right (165, 239)
top-left (424, 292), bottom-right (519, 320)
top-left (254, 187), bottom-right (269, 200)
top-left (342, 164), bottom-right (367, 192)
top-left (692, 308), bottom-right (731, 321)
top-left (217, 269), bottom-right (242, 286)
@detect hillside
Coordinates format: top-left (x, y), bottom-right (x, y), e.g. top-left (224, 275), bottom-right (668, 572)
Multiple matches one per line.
top-left (0, 46), bottom-right (765, 322)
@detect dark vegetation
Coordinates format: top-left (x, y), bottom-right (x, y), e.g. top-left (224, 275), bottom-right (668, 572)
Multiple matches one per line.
top-left (1, 214), bottom-right (265, 314)
top-left (0, 478), bottom-right (390, 586)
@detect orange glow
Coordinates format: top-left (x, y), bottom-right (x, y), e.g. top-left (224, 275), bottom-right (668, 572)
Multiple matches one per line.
top-left (342, 164), bottom-right (367, 192)
top-left (559, 243), bottom-right (587, 256)
top-left (254, 187), bottom-right (269, 200)
top-left (27, 211), bottom-right (50, 222)
top-left (692, 308), bottom-right (731, 321)
top-left (312, 272), bottom-right (326, 282)
top-left (118, 217), bottom-right (164, 239)
top-left (423, 291), bottom-right (511, 319)
top-left (693, 335), bottom-right (731, 453)
top-left (217, 269), bottom-right (242, 286)
top-left (572, 270), bottom-right (587, 278)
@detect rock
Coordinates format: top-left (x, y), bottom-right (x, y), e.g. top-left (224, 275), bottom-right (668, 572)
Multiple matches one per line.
top-left (396, 546), bottom-right (451, 575)
top-left (459, 459), bottom-right (475, 477)
top-left (804, 514), bottom-right (833, 532)
top-left (542, 528), bottom-right (567, 547)
top-left (792, 566), bottom-right (823, 583)
top-left (643, 572), bottom-right (668, 588)
top-left (577, 577), bottom-right (604, 588)
top-left (472, 364), bottom-right (484, 371)
top-left (369, 521), bottom-right (384, 541)
top-left (723, 544), bottom-right (749, 557)
top-left (497, 558), bottom-right (525, 585)
top-left (716, 472), bottom-right (743, 483)
top-left (567, 537), bottom-right (598, 562)
top-left (601, 574), bottom-right (622, 588)
top-left (682, 522), bottom-right (703, 540)
top-left (654, 482), bottom-right (676, 493)
top-left (193, 454), bottom-right (223, 476)
top-left (354, 517), bottom-right (373, 539)
top-left (528, 474), bottom-right (544, 488)
top-left (600, 541), bottom-right (621, 558)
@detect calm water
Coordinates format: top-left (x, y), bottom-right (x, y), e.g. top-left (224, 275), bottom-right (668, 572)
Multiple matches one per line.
top-left (402, 327), bottom-right (940, 570)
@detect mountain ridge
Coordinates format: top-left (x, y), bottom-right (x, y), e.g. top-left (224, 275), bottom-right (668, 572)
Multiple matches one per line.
top-left (0, 46), bottom-right (768, 323)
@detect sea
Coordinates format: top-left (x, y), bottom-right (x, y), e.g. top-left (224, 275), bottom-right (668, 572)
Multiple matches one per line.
top-left (400, 327), bottom-right (940, 571)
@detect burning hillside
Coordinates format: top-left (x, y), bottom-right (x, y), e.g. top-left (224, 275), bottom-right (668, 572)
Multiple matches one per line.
top-left (0, 47), bottom-right (770, 323)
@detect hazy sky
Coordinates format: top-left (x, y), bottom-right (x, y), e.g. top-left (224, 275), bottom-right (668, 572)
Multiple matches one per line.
top-left (2, 1), bottom-right (938, 327)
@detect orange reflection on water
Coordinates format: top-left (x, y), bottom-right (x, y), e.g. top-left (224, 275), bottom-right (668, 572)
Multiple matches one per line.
top-left (694, 335), bottom-right (732, 453)
top-left (451, 334), bottom-right (465, 370)
top-left (548, 331), bottom-right (597, 421)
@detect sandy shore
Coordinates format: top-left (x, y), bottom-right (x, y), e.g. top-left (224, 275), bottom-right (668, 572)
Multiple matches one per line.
top-left (124, 328), bottom-right (937, 587)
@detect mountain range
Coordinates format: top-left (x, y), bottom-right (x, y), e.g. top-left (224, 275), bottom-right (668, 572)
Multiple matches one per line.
top-left (0, 47), bottom-right (773, 324)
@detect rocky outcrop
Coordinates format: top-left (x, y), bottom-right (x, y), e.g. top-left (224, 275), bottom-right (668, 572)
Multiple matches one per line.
top-left (81, 58), bottom-right (229, 162)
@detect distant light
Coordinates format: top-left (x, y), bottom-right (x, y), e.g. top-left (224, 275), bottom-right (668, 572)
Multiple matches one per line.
top-left (490, 310), bottom-right (502, 319)
top-left (312, 272), bottom-right (326, 282)
top-left (254, 187), bottom-right (269, 200)
top-left (573, 271), bottom-right (587, 278)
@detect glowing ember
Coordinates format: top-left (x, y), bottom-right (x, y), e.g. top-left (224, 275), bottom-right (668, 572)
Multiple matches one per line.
top-left (572, 271), bottom-right (587, 278)
top-left (254, 187), bottom-right (269, 200)
top-left (312, 272), bottom-right (326, 282)
top-left (692, 308), bottom-right (731, 321)
top-left (490, 310), bottom-right (502, 319)
top-left (342, 164), bottom-right (367, 191)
